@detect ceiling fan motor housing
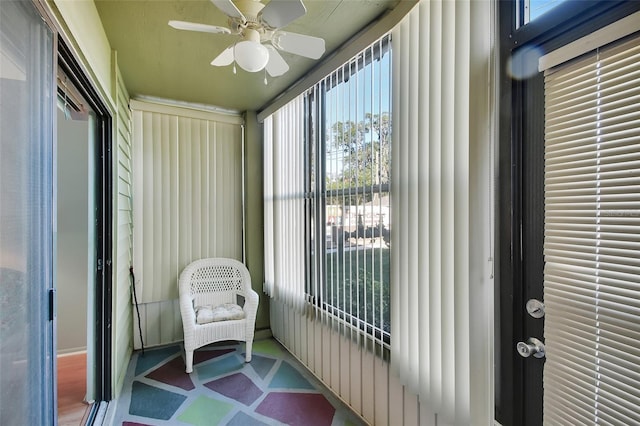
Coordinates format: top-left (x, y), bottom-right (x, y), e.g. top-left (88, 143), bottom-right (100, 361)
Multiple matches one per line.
top-left (232, 0), bottom-right (266, 28)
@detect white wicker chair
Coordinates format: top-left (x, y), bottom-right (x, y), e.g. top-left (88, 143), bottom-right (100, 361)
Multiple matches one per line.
top-left (178, 258), bottom-right (259, 373)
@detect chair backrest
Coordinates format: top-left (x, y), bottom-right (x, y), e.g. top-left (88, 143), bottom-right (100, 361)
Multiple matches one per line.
top-left (180, 258), bottom-right (250, 308)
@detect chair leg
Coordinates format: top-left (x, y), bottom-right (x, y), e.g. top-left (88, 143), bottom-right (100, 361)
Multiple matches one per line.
top-left (245, 340), bottom-right (253, 363)
top-left (185, 349), bottom-right (194, 373)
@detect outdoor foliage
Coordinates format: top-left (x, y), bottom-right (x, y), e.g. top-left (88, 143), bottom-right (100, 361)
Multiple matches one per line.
top-left (324, 247), bottom-right (390, 335)
top-left (326, 112), bottom-right (391, 205)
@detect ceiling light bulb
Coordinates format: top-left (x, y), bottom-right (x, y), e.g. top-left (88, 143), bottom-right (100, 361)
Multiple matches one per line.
top-left (234, 40), bottom-right (269, 73)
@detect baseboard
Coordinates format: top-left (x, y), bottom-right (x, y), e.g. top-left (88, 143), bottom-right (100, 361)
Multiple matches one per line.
top-left (57, 347), bottom-right (87, 356)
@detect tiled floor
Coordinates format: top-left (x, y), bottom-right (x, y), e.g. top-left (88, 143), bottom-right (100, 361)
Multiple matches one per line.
top-left (112, 338), bottom-right (365, 426)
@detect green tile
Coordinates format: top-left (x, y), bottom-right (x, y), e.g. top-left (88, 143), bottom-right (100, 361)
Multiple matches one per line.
top-left (252, 339), bottom-right (283, 357)
top-left (177, 395), bottom-right (234, 426)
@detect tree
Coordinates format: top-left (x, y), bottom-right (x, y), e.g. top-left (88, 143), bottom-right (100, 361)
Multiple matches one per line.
top-left (326, 112), bottom-right (391, 205)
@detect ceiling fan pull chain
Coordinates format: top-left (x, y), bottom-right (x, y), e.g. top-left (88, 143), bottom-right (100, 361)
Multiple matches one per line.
top-left (233, 63), bottom-right (237, 74)
top-left (264, 69), bottom-right (268, 85)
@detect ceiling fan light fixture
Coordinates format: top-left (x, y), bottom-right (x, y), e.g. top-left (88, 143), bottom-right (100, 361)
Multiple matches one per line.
top-left (234, 40), bottom-right (269, 72)
top-left (170, 1), bottom-right (321, 78)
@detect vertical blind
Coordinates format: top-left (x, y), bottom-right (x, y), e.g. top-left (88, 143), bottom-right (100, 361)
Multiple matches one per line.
top-left (132, 102), bottom-right (244, 303)
top-left (390, 0), bottom-right (493, 423)
top-left (264, 34), bottom-right (392, 351)
top-left (263, 1), bottom-right (494, 422)
top-left (262, 96), bottom-right (306, 310)
top-left (543, 34), bottom-right (640, 424)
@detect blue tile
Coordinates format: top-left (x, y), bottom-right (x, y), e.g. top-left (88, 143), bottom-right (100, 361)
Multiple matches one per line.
top-left (249, 355), bottom-right (276, 380)
top-left (129, 381), bottom-right (186, 420)
top-left (134, 345), bottom-right (181, 376)
top-left (196, 353), bottom-right (243, 380)
top-left (269, 361), bottom-right (314, 390)
top-left (227, 411), bottom-right (271, 426)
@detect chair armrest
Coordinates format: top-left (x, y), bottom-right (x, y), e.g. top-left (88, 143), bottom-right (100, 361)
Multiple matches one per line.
top-left (242, 288), bottom-right (259, 335)
top-left (179, 294), bottom-right (196, 326)
top-left (243, 288), bottom-right (259, 314)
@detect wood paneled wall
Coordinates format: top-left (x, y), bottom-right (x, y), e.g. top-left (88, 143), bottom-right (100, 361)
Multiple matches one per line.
top-left (112, 64), bottom-right (134, 395)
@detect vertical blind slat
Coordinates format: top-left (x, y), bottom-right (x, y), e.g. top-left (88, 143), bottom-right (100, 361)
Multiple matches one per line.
top-left (132, 105), bottom-right (243, 303)
top-left (390, 0), bottom-right (493, 422)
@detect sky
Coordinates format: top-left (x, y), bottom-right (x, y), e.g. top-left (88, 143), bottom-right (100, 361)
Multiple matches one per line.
top-left (529, 0), bottom-right (566, 22)
top-left (323, 45), bottom-right (391, 178)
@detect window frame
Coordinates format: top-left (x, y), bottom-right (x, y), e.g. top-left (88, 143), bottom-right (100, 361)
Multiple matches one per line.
top-left (304, 36), bottom-right (392, 347)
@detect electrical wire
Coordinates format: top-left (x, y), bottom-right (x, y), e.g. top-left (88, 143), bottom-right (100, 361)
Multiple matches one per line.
top-left (129, 266), bottom-right (145, 355)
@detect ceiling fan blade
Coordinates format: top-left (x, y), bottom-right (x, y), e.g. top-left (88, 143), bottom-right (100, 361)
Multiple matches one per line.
top-left (168, 20), bottom-right (231, 34)
top-left (272, 31), bottom-right (325, 60)
top-left (260, 0), bottom-right (306, 29)
top-left (265, 45), bottom-right (289, 77)
top-left (210, 46), bottom-right (234, 66)
top-left (211, 0), bottom-right (246, 22)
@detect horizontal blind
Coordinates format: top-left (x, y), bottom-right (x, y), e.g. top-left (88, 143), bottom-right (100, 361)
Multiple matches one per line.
top-left (544, 33), bottom-right (640, 425)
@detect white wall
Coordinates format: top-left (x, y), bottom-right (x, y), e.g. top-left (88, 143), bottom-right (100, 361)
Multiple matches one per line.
top-left (56, 107), bottom-right (89, 354)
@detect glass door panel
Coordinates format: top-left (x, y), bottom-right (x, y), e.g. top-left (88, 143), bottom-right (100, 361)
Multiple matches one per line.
top-left (0, 1), bottom-right (56, 424)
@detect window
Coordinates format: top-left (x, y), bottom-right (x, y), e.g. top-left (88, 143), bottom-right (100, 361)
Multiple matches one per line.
top-left (523, 0), bottom-right (567, 25)
top-left (306, 35), bottom-right (392, 345)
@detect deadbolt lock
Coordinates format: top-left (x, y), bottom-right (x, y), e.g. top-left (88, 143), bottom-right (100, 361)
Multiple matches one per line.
top-left (526, 299), bottom-right (545, 319)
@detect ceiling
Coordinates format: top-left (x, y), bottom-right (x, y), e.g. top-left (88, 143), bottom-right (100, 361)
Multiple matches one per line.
top-left (95, 0), bottom-right (402, 112)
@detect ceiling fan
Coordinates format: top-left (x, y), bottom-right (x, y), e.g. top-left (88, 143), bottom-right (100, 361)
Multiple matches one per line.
top-left (168, 0), bottom-right (326, 78)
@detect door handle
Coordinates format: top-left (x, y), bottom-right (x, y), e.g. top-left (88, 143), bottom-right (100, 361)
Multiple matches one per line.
top-left (516, 337), bottom-right (545, 359)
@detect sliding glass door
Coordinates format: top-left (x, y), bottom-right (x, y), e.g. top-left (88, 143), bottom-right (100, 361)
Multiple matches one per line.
top-left (0, 1), bottom-right (56, 424)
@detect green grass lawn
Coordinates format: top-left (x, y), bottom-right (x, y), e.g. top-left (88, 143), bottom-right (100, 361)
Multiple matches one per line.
top-left (323, 247), bottom-right (390, 334)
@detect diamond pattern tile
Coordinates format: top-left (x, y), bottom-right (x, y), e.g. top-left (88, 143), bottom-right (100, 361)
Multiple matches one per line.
top-left (204, 372), bottom-right (262, 405)
top-left (195, 353), bottom-right (244, 380)
top-left (128, 381), bottom-right (186, 420)
top-left (226, 411), bottom-right (271, 426)
top-left (248, 354), bottom-right (276, 379)
top-left (269, 361), bottom-right (314, 389)
top-left (114, 339), bottom-right (364, 426)
top-left (145, 356), bottom-right (194, 391)
top-left (176, 395), bottom-right (234, 426)
top-left (256, 392), bottom-right (336, 426)
top-left (134, 345), bottom-right (181, 376)
top-left (252, 339), bottom-right (284, 357)
top-left (193, 348), bottom-right (235, 365)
